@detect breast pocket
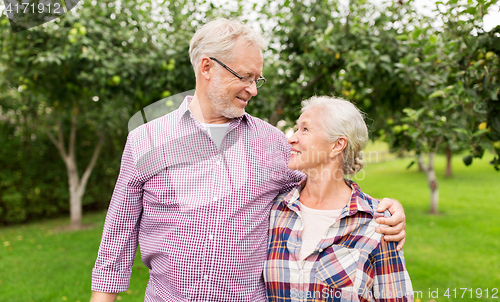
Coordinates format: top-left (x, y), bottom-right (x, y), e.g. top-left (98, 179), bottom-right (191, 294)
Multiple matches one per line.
top-left (314, 246), bottom-right (360, 289)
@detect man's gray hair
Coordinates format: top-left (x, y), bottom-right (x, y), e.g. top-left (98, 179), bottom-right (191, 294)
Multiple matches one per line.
top-left (189, 18), bottom-right (267, 77)
top-left (301, 96), bottom-right (369, 175)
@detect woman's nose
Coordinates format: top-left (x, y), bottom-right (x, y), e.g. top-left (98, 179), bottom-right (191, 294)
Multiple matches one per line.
top-left (287, 132), bottom-right (298, 145)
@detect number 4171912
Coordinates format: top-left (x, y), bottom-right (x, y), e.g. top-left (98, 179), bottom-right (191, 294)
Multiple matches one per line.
top-left (444, 288), bottom-right (498, 299)
top-left (5, 2), bottom-right (63, 14)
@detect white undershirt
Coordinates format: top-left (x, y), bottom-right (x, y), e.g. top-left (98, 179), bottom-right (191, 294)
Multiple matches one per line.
top-left (298, 203), bottom-right (342, 261)
top-left (200, 123), bottom-right (230, 149)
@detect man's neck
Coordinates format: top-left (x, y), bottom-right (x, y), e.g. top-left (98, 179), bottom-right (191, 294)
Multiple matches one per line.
top-left (189, 93), bottom-right (233, 124)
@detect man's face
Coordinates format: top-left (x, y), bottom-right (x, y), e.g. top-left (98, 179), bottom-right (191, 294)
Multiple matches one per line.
top-left (206, 38), bottom-right (264, 119)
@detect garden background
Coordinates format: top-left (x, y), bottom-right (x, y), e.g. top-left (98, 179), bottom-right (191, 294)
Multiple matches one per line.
top-left (1, 0), bottom-right (499, 301)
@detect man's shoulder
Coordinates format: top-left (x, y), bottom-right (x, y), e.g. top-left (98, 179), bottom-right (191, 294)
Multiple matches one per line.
top-left (244, 114), bottom-right (287, 139)
top-left (130, 108), bottom-right (182, 138)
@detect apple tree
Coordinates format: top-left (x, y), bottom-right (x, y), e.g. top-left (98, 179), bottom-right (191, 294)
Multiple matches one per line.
top-left (0, 0), bottom-right (191, 227)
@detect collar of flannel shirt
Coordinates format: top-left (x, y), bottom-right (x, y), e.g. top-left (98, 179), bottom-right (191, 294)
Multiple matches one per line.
top-left (279, 178), bottom-right (383, 221)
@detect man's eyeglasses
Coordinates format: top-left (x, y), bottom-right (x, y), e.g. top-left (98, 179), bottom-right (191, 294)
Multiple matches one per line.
top-left (210, 57), bottom-right (266, 88)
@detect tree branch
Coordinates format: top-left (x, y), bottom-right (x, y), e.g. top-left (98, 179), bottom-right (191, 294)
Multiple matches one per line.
top-left (47, 121), bottom-right (68, 161)
top-left (418, 153), bottom-right (428, 171)
top-left (68, 107), bottom-right (78, 161)
top-left (79, 132), bottom-right (104, 192)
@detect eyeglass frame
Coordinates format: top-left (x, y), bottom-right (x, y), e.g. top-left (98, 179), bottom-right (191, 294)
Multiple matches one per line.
top-left (209, 57), bottom-right (266, 88)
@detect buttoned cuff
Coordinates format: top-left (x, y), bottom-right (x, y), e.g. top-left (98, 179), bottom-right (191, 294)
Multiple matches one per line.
top-left (91, 268), bottom-right (132, 293)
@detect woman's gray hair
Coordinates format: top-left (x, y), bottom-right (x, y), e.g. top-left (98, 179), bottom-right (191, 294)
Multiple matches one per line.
top-left (189, 18), bottom-right (267, 77)
top-left (301, 96), bottom-right (369, 175)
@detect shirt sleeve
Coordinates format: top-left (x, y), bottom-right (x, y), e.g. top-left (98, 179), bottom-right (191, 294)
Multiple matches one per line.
top-left (372, 241), bottom-right (414, 301)
top-left (91, 132), bottom-right (144, 293)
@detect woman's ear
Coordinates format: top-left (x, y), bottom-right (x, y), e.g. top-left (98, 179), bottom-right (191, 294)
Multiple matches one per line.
top-left (330, 137), bottom-right (348, 158)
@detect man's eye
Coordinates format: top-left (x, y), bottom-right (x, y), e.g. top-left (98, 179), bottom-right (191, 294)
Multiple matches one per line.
top-left (303, 127), bottom-right (308, 132)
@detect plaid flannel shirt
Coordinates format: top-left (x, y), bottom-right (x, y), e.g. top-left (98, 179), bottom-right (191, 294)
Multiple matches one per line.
top-left (265, 179), bottom-right (413, 302)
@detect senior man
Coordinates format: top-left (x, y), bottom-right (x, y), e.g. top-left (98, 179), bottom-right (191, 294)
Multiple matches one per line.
top-left (91, 19), bottom-right (406, 302)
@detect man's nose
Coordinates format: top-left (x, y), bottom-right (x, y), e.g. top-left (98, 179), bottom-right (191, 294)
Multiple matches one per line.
top-left (245, 81), bottom-right (258, 97)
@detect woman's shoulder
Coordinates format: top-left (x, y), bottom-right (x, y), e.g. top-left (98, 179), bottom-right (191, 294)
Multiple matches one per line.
top-left (273, 190), bottom-right (291, 203)
top-left (273, 179), bottom-right (305, 207)
top-left (347, 179), bottom-right (392, 219)
top-left (271, 190), bottom-right (294, 214)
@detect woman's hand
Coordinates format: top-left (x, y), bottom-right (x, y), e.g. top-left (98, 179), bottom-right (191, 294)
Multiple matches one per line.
top-left (375, 198), bottom-right (406, 251)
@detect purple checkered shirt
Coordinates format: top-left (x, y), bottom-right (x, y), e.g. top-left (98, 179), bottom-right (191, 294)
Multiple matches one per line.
top-left (92, 96), bottom-right (304, 301)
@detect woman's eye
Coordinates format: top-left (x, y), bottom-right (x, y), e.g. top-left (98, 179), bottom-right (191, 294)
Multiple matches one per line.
top-left (303, 127), bottom-right (308, 132)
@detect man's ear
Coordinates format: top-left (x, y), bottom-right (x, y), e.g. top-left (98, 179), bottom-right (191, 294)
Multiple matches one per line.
top-left (199, 57), bottom-right (212, 80)
top-left (330, 137), bottom-right (348, 158)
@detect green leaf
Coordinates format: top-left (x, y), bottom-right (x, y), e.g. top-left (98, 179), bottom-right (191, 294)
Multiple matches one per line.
top-left (473, 145), bottom-right (485, 158)
top-left (394, 63), bottom-right (406, 69)
top-left (411, 29), bottom-right (421, 40)
top-left (357, 61), bottom-right (367, 70)
top-left (491, 86), bottom-right (499, 101)
top-left (429, 35), bottom-right (437, 44)
top-left (379, 55), bottom-right (391, 63)
top-left (443, 102), bottom-right (458, 112)
top-left (324, 25), bottom-right (334, 36)
top-left (453, 128), bottom-right (470, 136)
top-left (463, 155), bottom-right (473, 166)
top-left (472, 129), bottom-right (489, 137)
top-left (414, 108), bottom-right (425, 120)
top-left (429, 90), bottom-right (445, 98)
top-left (406, 161), bottom-right (415, 169)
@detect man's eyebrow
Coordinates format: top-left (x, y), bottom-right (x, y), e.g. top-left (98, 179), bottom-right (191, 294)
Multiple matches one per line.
top-left (244, 72), bottom-right (262, 79)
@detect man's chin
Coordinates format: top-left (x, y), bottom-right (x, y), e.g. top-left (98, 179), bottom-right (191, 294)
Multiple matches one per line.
top-left (222, 108), bottom-right (245, 119)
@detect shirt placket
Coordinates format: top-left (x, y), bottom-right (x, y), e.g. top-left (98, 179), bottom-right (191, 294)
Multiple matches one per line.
top-left (197, 124), bottom-right (232, 301)
top-left (287, 204), bottom-right (308, 302)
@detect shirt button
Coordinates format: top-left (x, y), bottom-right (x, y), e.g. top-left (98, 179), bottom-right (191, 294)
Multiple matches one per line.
top-left (203, 275), bottom-right (209, 280)
top-left (208, 234), bottom-right (214, 240)
top-left (216, 160), bottom-right (221, 165)
top-left (213, 196), bottom-right (217, 202)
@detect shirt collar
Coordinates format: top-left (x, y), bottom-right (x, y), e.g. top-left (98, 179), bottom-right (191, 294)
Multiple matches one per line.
top-left (281, 178), bottom-right (376, 218)
top-left (177, 95), bottom-right (255, 129)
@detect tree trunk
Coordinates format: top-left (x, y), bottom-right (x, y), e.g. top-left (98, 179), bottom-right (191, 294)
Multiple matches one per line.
top-left (66, 154), bottom-right (82, 228)
top-left (419, 153), bottom-right (439, 214)
top-left (445, 146), bottom-right (453, 178)
top-left (68, 163), bottom-right (84, 227)
top-left (47, 108), bottom-right (103, 228)
top-left (417, 154), bottom-right (425, 172)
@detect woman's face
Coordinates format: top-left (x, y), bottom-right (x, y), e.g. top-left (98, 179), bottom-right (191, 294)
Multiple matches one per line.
top-left (287, 108), bottom-right (334, 173)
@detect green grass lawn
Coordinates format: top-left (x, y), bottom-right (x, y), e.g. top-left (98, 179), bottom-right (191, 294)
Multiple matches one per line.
top-left (0, 212), bottom-right (149, 302)
top-left (1, 152), bottom-right (499, 301)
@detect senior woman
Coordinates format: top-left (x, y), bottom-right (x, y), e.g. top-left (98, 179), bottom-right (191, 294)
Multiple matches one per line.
top-left (264, 96), bottom-right (413, 302)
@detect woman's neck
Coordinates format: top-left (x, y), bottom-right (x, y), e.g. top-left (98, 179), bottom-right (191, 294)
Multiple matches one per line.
top-left (300, 168), bottom-right (352, 210)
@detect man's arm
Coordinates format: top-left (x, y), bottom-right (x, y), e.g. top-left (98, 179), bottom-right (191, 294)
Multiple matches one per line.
top-left (92, 132), bottom-right (143, 293)
top-left (90, 292), bottom-right (118, 302)
top-left (375, 198), bottom-right (406, 251)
